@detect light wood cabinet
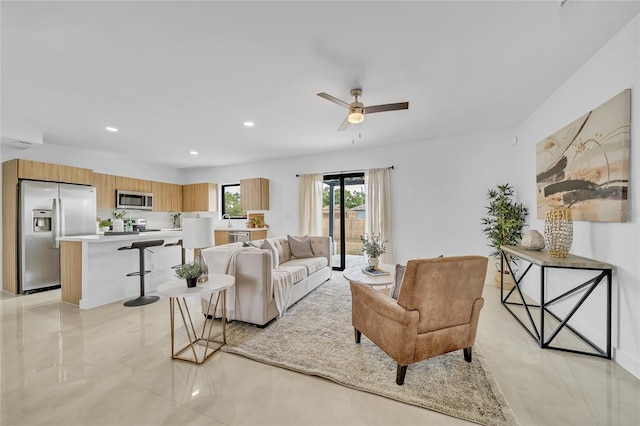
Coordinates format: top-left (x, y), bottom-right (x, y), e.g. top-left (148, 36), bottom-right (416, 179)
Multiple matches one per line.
top-left (59, 165), bottom-right (92, 185)
top-left (2, 160), bottom-right (19, 294)
top-left (17, 159), bottom-right (60, 181)
top-left (240, 178), bottom-right (269, 210)
top-left (16, 160), bottom-right (92, 185)
top-left (251, 229), bottom-right (268, 240)
top-left (182, 183), bottom-right (218, 212)
top-left (152, 181), bottom-right (183, 212)
top-left (214, 229), bottom-right (267, 246)
top-left (214, 230), bottom-right (229, 246)
top-left (115, 176), bottom-right (152, 193)
top-left (92, 173), bottom-right (117, 210)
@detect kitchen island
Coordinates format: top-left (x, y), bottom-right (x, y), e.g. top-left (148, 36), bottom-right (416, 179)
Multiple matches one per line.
top-left (58, 230), bottom-right (184, 309)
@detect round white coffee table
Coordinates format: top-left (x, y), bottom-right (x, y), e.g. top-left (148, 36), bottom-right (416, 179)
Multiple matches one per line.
top-left (343, 263), bottom-right (395, 288)
top-left (157, 273), bottom-right (234, 364)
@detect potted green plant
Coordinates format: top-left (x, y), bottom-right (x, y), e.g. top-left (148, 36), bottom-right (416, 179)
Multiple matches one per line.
top-left (175, 262), bottom-right (204, 288)
top-left (361, 234), bottom-right (387, 270)
top-left (481, 183), bottom-right (528, 288)
top-left (98, 219), bottom-right (112, 232)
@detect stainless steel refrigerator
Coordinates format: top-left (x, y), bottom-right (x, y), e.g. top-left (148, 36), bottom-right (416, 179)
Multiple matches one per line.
top-left (19, 180), bottom-right (97, 293)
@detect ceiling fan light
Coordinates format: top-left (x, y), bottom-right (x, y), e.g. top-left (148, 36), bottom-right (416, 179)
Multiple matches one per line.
top-left (348, 111), bottom-right (364, 124)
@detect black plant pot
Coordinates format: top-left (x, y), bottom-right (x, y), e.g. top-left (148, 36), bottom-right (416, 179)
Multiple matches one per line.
top-left (186, 277), bottom-right (197, 288)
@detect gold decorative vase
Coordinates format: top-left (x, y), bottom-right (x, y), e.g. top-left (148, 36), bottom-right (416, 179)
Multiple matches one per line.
top-left (544, 206), bottom-right (573, 258)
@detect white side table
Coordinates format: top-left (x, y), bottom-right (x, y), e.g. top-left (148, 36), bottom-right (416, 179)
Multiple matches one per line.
top-left (343, 263), bottom-right (396, 289)
top-left (157, 274), bottom-right (235, 364)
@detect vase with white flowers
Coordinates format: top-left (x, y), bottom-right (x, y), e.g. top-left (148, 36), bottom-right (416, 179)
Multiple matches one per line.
top-left (111, 210), bottom-right (127, 232)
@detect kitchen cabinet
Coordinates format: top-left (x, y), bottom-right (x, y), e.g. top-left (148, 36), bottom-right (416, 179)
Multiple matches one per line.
top-left (240, 178), bottom-right (269, 210)
top-left (59, 165), bottom-right (92, 185)
top-left (182, 183), bottom-right (218, 212)
top-left (153, 181), bottom-right (183, 212)
top-left (17, 159), bottom-right (60, 181)
top-left (92, 173), bottom-right (117, 210)
top-left (14, 159), bottom-right (92, 185)
top-left (2, 160), bottom-right (19, 293)
top-left (214, 230), bottom-right (229, 246)
top-left (214, 229), bottom-right (267, 246)
top-left (115, 176), bottom-right (152, 193)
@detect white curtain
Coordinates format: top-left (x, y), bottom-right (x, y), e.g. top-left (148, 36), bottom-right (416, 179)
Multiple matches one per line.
top-left (365, 168), bottom-right (393, 263)
top-left (298, 173), bottom-right (323, 235)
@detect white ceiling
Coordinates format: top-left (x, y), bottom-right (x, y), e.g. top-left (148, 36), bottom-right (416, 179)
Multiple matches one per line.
top-left (2, 1), bottom-right (638, 169)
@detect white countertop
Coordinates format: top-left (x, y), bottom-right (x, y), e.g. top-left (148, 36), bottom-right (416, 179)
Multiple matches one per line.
top-left (214, 228), bottom-right (267, 232)
top-left (58, 229), bottom-right (183, 243)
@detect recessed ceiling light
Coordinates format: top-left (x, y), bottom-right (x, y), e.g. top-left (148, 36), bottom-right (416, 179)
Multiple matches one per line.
top-left (189, 151), bottom-right (198, 155)
top-left (105, 126), bottom-right (118, 132)
top-left (243, 121), bottom-right (254, 127)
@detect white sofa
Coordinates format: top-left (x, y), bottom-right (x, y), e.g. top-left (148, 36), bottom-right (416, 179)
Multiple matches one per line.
top-left (200, 235), bottom-right (332, 326)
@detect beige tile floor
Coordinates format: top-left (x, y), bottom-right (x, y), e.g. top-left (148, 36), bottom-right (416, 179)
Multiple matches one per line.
top-left (1, 279), bottom-right (639, 426)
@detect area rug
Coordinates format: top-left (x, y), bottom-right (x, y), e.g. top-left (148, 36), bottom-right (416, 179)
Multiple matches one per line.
top-left (220, 277), bottom-right (518, 426)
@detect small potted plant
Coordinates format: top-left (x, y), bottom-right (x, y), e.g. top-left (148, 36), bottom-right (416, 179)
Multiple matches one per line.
top-left (175, 262), bottom-right (205, 288)
top-left (98, 219), bottom-right (112, 232)
top-left (361, 233), bottom-right (387, 270)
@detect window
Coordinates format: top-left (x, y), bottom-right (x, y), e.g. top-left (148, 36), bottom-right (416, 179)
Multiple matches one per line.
top-left (221, 184), bottom-right (247, 219)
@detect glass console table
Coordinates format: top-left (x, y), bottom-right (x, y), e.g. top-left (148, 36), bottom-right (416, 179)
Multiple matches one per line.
top-left (500, 245), bottom-right (612, 358)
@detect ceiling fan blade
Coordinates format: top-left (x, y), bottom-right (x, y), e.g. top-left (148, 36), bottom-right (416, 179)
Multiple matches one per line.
top-left (317, 92), bottom-right (351, 109)
top-left (364, 102), bottom-right (409, 114)
top-left (338, 116), bottom-right (351, 131)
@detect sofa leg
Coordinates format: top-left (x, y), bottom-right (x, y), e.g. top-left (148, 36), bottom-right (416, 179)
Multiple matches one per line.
top-left (396, 364), bottom-right (407, 385)
top-left (464, 347), bottom-right (472, 362)
top-left (354, 328), bottom-right (361, 344)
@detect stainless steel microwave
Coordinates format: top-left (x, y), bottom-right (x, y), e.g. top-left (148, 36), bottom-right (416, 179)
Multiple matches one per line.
top-left (116, 190), bottom-right (153, 210)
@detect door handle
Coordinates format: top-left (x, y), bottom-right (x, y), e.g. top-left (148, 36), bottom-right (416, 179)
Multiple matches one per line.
top-left (59, 198), bottom-right (66, 239)
top-left (52, 198), bottom-right (60, 248)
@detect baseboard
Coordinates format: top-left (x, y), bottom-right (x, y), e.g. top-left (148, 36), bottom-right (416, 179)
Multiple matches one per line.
top-left (613, 347), bottom-right (640, 379)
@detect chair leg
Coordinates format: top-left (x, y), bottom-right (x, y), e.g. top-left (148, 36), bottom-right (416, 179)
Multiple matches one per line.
top-left (354, 328), bottom-right (361, 344)
top-left (464, 347), bottom-right (472, 362)
top-left (396, 364), bottom-right (407, 385)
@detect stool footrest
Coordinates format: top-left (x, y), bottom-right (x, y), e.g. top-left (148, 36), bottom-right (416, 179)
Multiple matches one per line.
top-left (126, 270), bottom-right (152, 277)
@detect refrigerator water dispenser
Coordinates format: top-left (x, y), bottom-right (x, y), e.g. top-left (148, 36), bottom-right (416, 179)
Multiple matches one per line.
top-left (32, 210), bottom-right (52, 232)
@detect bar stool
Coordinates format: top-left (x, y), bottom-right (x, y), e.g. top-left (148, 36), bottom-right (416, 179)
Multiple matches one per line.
top-left (164, 239), bottom-right (184, 269)
top-left (118, 239), bottom-right (165, 307)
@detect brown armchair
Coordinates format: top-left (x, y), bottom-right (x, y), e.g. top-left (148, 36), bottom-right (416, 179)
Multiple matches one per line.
top-left (350, 256), bottom-right (488, 385)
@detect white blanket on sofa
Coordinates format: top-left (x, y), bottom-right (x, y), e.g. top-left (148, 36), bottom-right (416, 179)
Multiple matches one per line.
top-left (272, 268), bottom-right (293, 317)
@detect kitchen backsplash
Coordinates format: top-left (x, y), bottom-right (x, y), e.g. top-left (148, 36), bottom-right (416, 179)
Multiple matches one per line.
top-left (97, 210), bottom-right (175, 230)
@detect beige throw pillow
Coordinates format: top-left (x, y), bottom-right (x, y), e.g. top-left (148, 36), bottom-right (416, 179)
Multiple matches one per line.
top-left (389, 264), bottom-right (406, 299)
top-left (287, 234), bottom-right (315, 258)
top-left (260, 239), bottom-right (279, 269)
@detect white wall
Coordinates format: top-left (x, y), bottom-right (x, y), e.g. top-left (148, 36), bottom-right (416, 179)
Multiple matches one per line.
top-left (514, 15), bottom-right (640, 378)
top-left (184, 130), bottom-right (519, 266)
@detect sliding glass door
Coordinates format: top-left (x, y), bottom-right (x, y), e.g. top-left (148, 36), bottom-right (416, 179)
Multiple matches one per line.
top-left (322, 173), bottom-right (365, 270)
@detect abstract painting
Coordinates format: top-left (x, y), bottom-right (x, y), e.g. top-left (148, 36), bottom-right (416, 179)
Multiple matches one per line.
top-left (536, 89), bottom-right (631, 222)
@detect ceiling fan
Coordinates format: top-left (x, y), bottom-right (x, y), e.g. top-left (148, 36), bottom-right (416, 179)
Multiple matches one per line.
top-left (317, 88), bottom-right (409, 131)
